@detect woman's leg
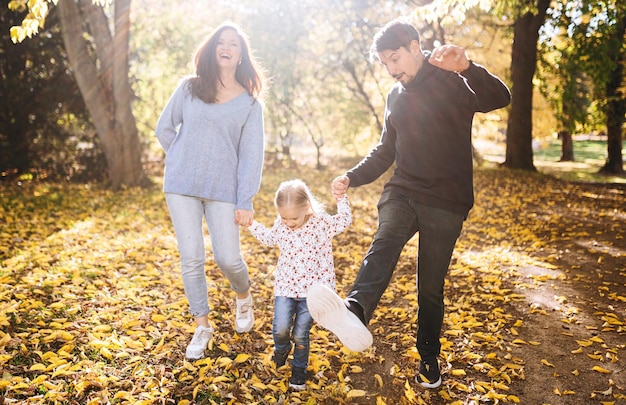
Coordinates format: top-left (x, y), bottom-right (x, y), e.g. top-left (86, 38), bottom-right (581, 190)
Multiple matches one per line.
top-left (165, 193), bottom-right (210, 325)
top-left (204, 200), bottom-right (254, 332)
top-left (203, 200), bottom-right (251, 293)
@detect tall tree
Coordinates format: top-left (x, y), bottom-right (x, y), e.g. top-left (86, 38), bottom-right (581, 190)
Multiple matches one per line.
top-left (540, 0), bottom-right (624, 172)
top-left (573, 0), bottom-right (625, 175)
top-left (503, 0), bottom-right (550, 170)
top-left (10, 0), bottom-right (148, 188)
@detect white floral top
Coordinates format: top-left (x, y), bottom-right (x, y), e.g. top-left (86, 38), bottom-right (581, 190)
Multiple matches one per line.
top-left (248, 196), bottom-right (352, 298)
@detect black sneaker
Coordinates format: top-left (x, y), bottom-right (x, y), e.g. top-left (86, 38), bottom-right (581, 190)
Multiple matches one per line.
top-left (289, 367), bottom-right (306, 391)
top-left (416, 358), bottom-right (441, 388)
top-left (272, 349), bottom-right (289, 368)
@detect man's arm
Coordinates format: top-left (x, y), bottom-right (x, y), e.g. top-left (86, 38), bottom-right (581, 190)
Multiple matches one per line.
top-left (429, 44), bottom-right (511, 112)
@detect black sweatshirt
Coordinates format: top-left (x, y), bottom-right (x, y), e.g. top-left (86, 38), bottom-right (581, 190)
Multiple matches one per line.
top-left (346, 56), bottom-right (511, 217)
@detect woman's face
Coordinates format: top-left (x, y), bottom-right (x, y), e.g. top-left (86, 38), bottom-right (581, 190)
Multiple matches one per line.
top-left (215, 29), bottom-right (242, 70)
top-left (278, 204), bottom-right (310, 230)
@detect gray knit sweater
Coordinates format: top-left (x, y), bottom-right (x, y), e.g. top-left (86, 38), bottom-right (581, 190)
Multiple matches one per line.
top-left (155, 78), bottom-right (265, 211)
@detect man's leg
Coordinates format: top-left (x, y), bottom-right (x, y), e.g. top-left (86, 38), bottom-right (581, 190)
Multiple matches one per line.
top-left (307, 191), bottom-right (418, 351)
top-left (347, 191), bottom-right (419, 322)
top-left (414, 203), bottom-right (464, 387)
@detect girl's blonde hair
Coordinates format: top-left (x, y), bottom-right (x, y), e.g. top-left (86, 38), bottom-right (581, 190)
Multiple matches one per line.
top-left (275, 179), bottom-right (325, 215)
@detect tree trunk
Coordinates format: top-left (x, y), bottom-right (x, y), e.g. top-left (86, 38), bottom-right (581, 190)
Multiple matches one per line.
top-left (58, 0), bottom-right (147, 189)
top-left (558, 130), bottom-right (575, 162)
top-left (599, 13), bottom-right (625, 175)
top-left (504, 0), bottom-right (550, 171)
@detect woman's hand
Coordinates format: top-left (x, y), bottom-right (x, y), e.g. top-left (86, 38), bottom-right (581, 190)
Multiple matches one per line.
top-left (235, 209), bottom-right (254, 227)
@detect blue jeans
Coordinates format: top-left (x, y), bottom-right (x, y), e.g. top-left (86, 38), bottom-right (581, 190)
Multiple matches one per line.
top-left (165, 193), bottom-right (251, 318)
top-left (347, 190), bottom-right (464, 360)
top-left (273, 296), bottom-right (313, 370)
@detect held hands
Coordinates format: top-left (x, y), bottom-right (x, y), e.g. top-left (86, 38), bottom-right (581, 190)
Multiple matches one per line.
top-left (429, 44), bottom-right (470, 73)
top-left (332, 175), bottom-right (350, 201)
top-left (235, 209), bottom-right (254, 227)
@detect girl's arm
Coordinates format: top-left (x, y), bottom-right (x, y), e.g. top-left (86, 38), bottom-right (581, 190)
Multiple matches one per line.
top-left (248, 219), bottom-right (279, 246)
top-left (326, 195), bottom-right (352, 236)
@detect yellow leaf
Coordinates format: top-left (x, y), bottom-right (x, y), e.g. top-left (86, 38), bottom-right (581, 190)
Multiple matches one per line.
top-left (113, 391), bottom-right (131, 400)
top-left (234, 353), bottom-right (249, 363)
top-left (212, 375), bottom-right (231, 383)
top-left (592, 366), bottom-right (611, 374)
top-left (347, 389), bottom-right (366, 398)
top-left (541, 359), bottom-right (555, 367)
top-left (374, 373), bottom-right (384, 388)
top-left (218, 343), bottom-right (230, 352)
top-left (251, 381), bottom-right (266, 390)
top-left (350, 365), bottom-right (363, 373)
top-left (100, 347), bottom-right (113, 360)
top-left (30, 363), bottom-right (46, 371)
top-left (450, 369), bottom-right (466, 376)
top-left (151, 314), bottom-right (167, 323)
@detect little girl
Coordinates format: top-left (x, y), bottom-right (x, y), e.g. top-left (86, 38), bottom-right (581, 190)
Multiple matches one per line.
top-left (248, 179), bottom-right (352, 390)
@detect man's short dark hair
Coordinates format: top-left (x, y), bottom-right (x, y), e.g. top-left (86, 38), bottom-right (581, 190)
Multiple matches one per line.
top-left (369, 19), bottom-right (421, 63)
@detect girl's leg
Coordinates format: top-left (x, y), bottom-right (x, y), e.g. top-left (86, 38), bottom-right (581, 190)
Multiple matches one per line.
top-left (272, 296), bottom-right (295, 366)
top-left (291, 298), bottom-right (313, 370)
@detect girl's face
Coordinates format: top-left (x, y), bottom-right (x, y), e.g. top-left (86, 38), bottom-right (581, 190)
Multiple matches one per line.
top-left (216, 29), bottom-right (242, 70)
top-left (278, 204), bottom-right (310, 230)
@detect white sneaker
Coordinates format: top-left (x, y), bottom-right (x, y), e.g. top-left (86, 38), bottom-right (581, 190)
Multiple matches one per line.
top-left (306, 284), bottom-right (372, 352)
top-left (185, 325), bottom-right (213, 360)
top-left (235, 294), bottom-right (254, 333)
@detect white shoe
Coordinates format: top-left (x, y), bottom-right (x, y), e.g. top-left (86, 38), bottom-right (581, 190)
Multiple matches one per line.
top-left (306, 284), bottom-right (372, 352)
top-left (235, 293), bottom-right (254, 333)
top-left (185, 325), bottom-right (213, 360)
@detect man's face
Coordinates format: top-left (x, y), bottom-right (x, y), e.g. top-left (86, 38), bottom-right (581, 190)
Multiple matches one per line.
top-left (377, 40), bottom-right (422, 85)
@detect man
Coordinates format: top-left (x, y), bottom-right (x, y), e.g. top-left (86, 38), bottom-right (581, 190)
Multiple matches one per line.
top-left (307, 19), bottom-right (511, 389)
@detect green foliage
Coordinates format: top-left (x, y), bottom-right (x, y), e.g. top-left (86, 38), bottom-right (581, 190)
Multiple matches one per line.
top-left (0, 4), bottom-right (104, 181)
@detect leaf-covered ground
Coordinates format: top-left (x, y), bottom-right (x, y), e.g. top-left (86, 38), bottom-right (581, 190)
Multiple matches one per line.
top-left (1, 165), bottom-right (625, 404)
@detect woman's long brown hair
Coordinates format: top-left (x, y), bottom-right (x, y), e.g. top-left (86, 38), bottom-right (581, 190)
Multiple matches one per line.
top-left (189, 22), bottom-right (265, 103)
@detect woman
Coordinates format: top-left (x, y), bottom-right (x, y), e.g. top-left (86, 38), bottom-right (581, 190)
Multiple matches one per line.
top-left (155, 22), bottom-right (266, 360)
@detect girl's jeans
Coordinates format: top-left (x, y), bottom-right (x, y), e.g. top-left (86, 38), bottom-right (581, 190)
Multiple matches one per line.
top-left (166, 193), bottom-right (250, 318)
top-left (346, 190), bottom-right (464, 360)
top-left (273, 296), bottom-right (313, 370)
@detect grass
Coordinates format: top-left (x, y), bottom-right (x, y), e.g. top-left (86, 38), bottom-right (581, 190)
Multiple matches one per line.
top-left (478, 137), bottom-right (626, 184)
